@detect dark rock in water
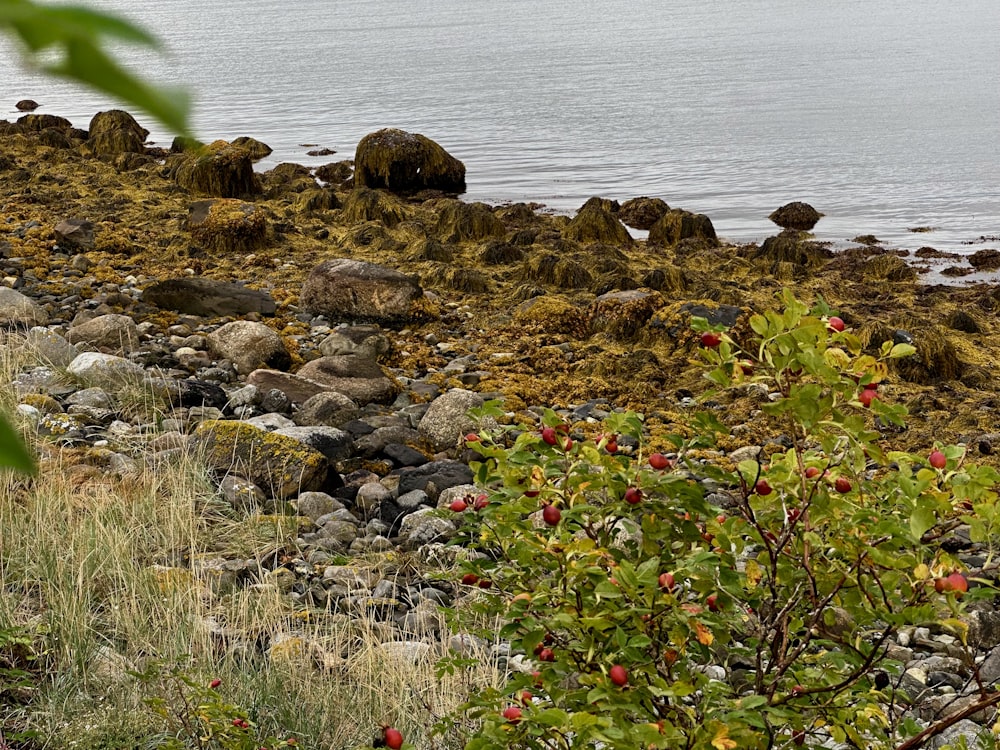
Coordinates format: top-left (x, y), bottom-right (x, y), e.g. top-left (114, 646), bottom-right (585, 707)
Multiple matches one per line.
top-left (301, 258), bottom-right (425, 324)
top-left (969, 249), bottom-right (1000, 270)
top-left (395, 460), bottom-right (474, 497)
top-left (15, 99), bottom-right (39, 112)
top-left (142, 277), bottom-right (276, 317)
top-left (87, 110), bottom-right (148, 155)
top-left (231, 136), bottom-right (272, 160)
top-left (768, 201), bottom-right (823, 231)
top-left (315, 160), bottom-right (353, 184)
top-left (186, 199), bottom-right (267, 253)
top-left (173, 140), bottom-right (260, 198)
top-left (579, 196), bottom-right (620, 214)
top-left (354, 128), bottom-right (465, 195)
top-left (435, 200), bottom-right (505, 243)
top-left (53, 218), bottom-right (95, 250)
top-left (619, 197), bottom-right (670, 230)
top-left (648, 209), bottom-right (717, 247)
top-left (170, 135), bottom-right (204, 153)
top-left (564, 206), bottom-right (633, 247)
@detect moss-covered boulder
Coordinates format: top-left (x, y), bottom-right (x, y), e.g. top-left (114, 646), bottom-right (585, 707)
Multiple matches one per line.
top-left (521, 252), bottom-right (593, 290)
top-left (863, 254), bottom-right (917, 282)
top-left (194, 420), bottom-right (328, 499)
top-left (342, 187), bottom-right (408, 228)
top-left (87, 109), bottom-right (148, 155)
top-left (435, 200), bottom-right (505, 243)
top-left (587, 290), bottom-right (664, 341)
top-left (619, 197), bottom-right (670, 230)
top-left (231, 136), bottom-right (273, 160)
top-left (187, 199), bottom-right (267, 253)
top-left (479, 239), bottom-right (524, 265)
top-left (564, 207), bottom-right (633, 247)
top-left (174, 140), bottom-right (260, 198)
top-left (768, 201), bottom-right (823, 231)
top-left (16, 113), bottom-right (72, 131)
top-left (750, 231), bottom-right (832, 267)
top-left (354, 128), bottom-right (466, 194)
top-left (512, 295), bottom-right (589, 336)
top-left (648, 209), bottom-right (717, 247)
top-left (315, 160), bottom-right (354, 184)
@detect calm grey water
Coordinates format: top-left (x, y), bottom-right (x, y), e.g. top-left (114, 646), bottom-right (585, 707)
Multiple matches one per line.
top-left (4, 0), bottom-right (999, 260)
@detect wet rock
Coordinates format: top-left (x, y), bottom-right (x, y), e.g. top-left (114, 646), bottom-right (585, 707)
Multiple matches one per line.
top-left (301, 258), bottom-right (424, 325)
top-left (207, 321), bottom-right (290, 375)
top-left (87, 110), bottom-right (148, 155)
top-left (418, 388), bottom-right (485, 452)
top-left (750, 231), bottom-right (832, 267)
top-left (173, 140), bottom-right (260, 198)
top-left (142, 277), bottom-right (276, 317)
top-left (314, 160), bottom-right (353, 184)
top-left (619, 197), bottom-right (670, 230)
top-left (150, 378), bottom-right (228, 410)
top-left (296, 355), bottom-right (399, 405)
top-left (435, 200), bottom-right (505, 243)
top-left (588, 289), bottom-right (663, 341)
top-left (194, 419), bottom-right (328, 499)
top-left (15, 100), bottom-right (39, 112)
top-left (969, 248), bottom-right (1000, 270)
top-left (187, 199), bottom-right (267, 253)
top-left (384, 444), bottom-right (429, 468)
top-left (354, 128), bottom-right (465, 194)
top-left (768, 201), bottom-right (823, 231)
top-left (564, 206), bottom-right (633, 246)
top-left (341, 187), bottom-right (408, 227)
top-left (53, 218), bottom-right (95, 250)
top-left (648, 209), bottom-right (717, 247)
top-left (67, 313), bottom-right (140, 353)
top-left (231, 136), bottom-right (272, 160)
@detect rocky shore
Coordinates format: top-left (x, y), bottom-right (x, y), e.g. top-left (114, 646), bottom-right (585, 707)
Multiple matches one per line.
top-left (3, 109), bottom-right (1000, 745)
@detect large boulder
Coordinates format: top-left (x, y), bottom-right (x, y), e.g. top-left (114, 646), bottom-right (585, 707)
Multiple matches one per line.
top-left (435, 201), bottom-right (505, 243)
top-left (619, 197), bottom-right (670, 230)
top-left (173, 140), bottom-right (260, 198)
top-left (768, 201), bottom-right (823, 231)
top-left (142, 278), bottom-right (276, 317)
top-left (354, 128), bottom-right (466, 194)
top-left (53, 218), bottom-right (95, 250)
top-left (207, 321), bottom-right (290, 375)
top-left (418, 388), bottom-right (485, 452)
top-left (300, 258), bottom-right (424, 325)
top-left (564, 207), bottom-right (633, 247)
top-left (87, 110), bottom-right (148, 155)
top-left (648, 209), bottom-right (717, 247)
top-left (186, 199), bottom-right (267, 253)
top-left (66, 313), bottom-right (140, 353)
top-left (193, 420), bottom-right (328, 499)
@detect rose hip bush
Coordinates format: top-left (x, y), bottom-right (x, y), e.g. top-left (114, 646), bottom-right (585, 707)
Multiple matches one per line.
top-left (438, 293), bottom-right (999, 749)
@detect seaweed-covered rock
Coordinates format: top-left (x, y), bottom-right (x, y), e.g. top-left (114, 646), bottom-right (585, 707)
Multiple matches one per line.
top-left (619, 197), bottom-right (670, 230)
top-left (407, 238), bottom-right (455, 262)
top-left (440, 268), bottom-right (491, 293)
top-left (15, 100), bottom-right (39, 112)
top-left (142, 278), bottom-right (276, 317)
top-left (173, 140), bottom-right (260, 198)
top-left (564, 207), bottom-right (633, 247)
top-left (315, 160), bottom-right (354, 184)
top-left (479, 239), bottom-right (524, 265)
top-left (768, 201), bottom-right (823, 231)
top-left (294, 188), bottom-right (340, 213)
top-left (521, 253), bottom-right (593, 289)
top-left (435, 201), bottom-right (505, 243)
top-left (207, 321), bottom-right (291, 375)
top-left (231, 136), bottom-right (273, 160)
top-left (863, 254), bottom-right (917, 282)
top-left (641, 267), bottom-right (687, 293)
top-left (187, 199), bottom-right (267, 253)
top-left (354, 128), bottom-right (466, 194)
top-left (87, 110), bottom-right (148, 155)
top-left (194, 420), bottom-right (328, 499)
top-left (17, 113), bottom-right (71, 131)
top-left (969, 249), bottom-right (1000, 270)
top-left (648, 209), bottom-right (717, 247)
top-left (750, 231), bottom-right (832, 267)
top-left (301, 258), bottom-right (424, 324)
top-left (342, 187), bottom-right (408, 228)
top-left (512, 295), bottom-right (589, 336)
top-left (588, 290), bottom-right (664, 341)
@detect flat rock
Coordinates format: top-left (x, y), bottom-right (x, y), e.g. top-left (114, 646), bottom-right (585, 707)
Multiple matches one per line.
top-left (247, 369), bottom-right (343, 404)
top-left (66, 352), bottom-right (145, 387)
top-left (300, 258), bottom-right (424, 325)
top-left (142, 278), bottom-right (276, 317)
top-left (67, 313), bottom-right (139, 353)
top-left (294, 390), bottom-right (360, 428)
top-left (274, 426), bottom-right (353, 463)
top-left (296, 355), bottom-right (399, 405)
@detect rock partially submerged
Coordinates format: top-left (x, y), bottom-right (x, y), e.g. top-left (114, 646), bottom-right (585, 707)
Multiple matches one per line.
top-left (768, 201), bottom-right (823, 231)
top-left (354, 128), bottom-right (466, 195)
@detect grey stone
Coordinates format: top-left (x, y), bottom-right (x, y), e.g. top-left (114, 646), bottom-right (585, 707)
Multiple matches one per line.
top-left (142, 277), bottom-right (277, 317)
top-left (399, 507), bottom-right (456, 547)
top-left (53, 218), bottom-right (95, 249)
top-left (0, 287), bottom-right (48, 327)
top-left (66, 352), bottom-right (145, 387)
top-left (967, 609), bottom-right (1000, 650)
top-left (319, 328), bottom-right (391, 360)
top-left (354, 425), bottom-right (421, 457)
top-left (355, 482), bottom-right (393, 514)
top-left (295, 491), bottom-right (345, 521)
top-left (208, 321), bottom-right (290, 375)
top-left (246, 369), bottom-right (338, 404)
top-left (396, 489), bottom-right (429, 510)
top-left (218, 474), bottom-right (267, 513)
top-left (67, 314), bottom-right (140, 352)
top-left (417, 388), bottom-right (484, 452)
top-left (22, 327), bottom-right (78, 367)
top-left (397, 460), bottom-right (474, 498)
top-left (275, 426), bottom-right (353, 462)
top-left (246, 413), bottom-right (296, 431)
top-left (377, 640), bottom-right (433, 664)
top-left (929, 719), bottom-right (984, 749)
top-left (294, 390), bottom-right (359, 427)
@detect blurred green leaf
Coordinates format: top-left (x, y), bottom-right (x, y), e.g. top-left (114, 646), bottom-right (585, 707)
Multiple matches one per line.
top-left (0, 414), bottom-right (34, 474)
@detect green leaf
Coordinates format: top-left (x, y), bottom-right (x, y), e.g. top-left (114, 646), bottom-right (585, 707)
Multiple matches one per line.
top-left (0, 414), bottom-right (35, 474)
top-left (910, 502), bottom-right (936, 540)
